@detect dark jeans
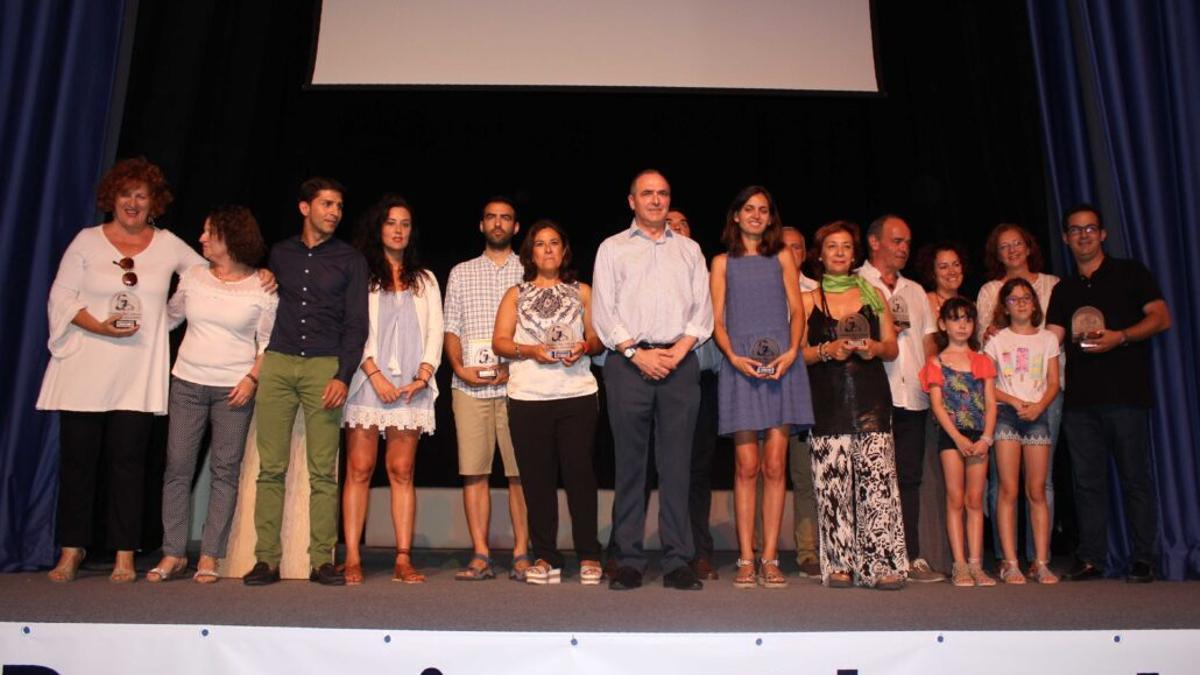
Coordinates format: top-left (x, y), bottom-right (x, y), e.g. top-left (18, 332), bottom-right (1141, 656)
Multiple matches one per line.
top-left (604, 351), bottom-right (700, 574)
top-left (509, 394), bottom-right (601, 568)
top-left (57, 410), bottom-right (155, 550)
top-left (892, 407), bottom-right (927, 560)
top-left (1062, 405), bottom-right (1158, 567)
top-left (689, 370), bottom-right (718, 561)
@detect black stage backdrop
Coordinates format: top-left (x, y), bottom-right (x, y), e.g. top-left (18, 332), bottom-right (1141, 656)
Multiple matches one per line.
top-left (115, 1), bottom-right (1047, 493)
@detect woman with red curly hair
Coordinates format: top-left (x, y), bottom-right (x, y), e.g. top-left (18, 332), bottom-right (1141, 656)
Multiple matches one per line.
top-left (36, 158), bottom-right (208, 583)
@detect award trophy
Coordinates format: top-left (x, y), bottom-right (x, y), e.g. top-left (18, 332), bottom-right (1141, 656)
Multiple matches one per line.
top-left (1071, 306), bottom-right (1106, 349)
top-left (750, 337), bottom-right (781, 376)
top-left (889, 295), bottom-right (911, 331)
top-left (467, 338), bottom-right (498, 379)
top-left (109, 291), bottom-right (142, 329)
top-left (544, 322), bottom-right (578, 360)
top-left (837, 313), bottom-right (870, 349)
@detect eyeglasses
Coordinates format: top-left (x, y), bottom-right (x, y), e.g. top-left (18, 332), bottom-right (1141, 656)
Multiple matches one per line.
top-left (998, 241), bottom-right (1026, 252)
top-left (1005, 295), bottom-right (1034, 306)
top-left (113, 257), bottom-right (137, 286)
top-left (1066, 224), bottom-right (1101, 237)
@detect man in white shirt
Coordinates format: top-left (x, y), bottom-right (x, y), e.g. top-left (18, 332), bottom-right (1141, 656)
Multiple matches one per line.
top-left (443, 197), bottom-right (530, 581)
top-left (858, 214), bottom-right (945, 583)
top-left (593, 170), bottom-right (713, 591)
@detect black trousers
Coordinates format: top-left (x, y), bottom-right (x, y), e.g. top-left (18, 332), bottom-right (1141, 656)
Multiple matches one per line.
top-left (892, 407), bottom-right (927, 560)
top-left (604, 352), bottom-right (700, 574)
top-left (688, 370), bottom-right (718, 561)
top-left (509, 394), bottom-right (601, 568)
top-left (1062, 405), bottom-right (1158, 567)
top-left (57, 410), bottom-right (155, 550)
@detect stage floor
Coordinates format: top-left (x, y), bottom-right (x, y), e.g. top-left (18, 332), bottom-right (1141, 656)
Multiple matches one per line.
top-left (4, 549), bottom-right (1198, 633)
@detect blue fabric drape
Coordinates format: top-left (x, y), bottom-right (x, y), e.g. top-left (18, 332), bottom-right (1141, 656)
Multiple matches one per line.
top-left (0, 1), bottom-right (126, 570)
top-left (1028, 0), bottom-right (1200, 579)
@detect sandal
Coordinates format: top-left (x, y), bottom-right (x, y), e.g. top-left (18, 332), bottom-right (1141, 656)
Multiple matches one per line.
top-left (998, 559), bottom-right (1026, 585)
top-left (342, 562), bottom-right (364, 585)
top-left (758, 558), bottom-right (788, 588)
top-left (1028, 560), bottom-right (1059, 585)
top-left (579, 560), bottom-right (603, 586)
top-left (826, 570), bottom-right (853, 588)
top-left (509, 553), bottom-right (534, 581)
top-left (733, 558), bottom-right (756, 589)
top-left (193, 569), bottom-right (220, 584)
top-left (392, 549), bottom-right (425, 584)
top-left (951, 562), bottom-right (974, 587)
top-left (967, 559), bottom-right (996, 587)
top-left (875, 573), bottom-right (905, 590)
top-left (146, 556), bottom-right (189, 583)
top-left (47, 547), bottom-right (86, 583)
top-left (454, 553), bottom-right (496, 581)
top-left (110, 551), bottom-right (137, 583)
top-left (524, 558), bottom-right (561, 585)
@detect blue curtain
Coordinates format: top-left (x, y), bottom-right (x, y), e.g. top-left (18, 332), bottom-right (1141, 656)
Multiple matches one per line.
top-left (0, 1), bottom-right (127, 570)
top-left (1028, 0), bottom-right (1200, 579)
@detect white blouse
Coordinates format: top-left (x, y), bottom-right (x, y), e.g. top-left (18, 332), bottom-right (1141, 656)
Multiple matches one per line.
top-left (167, 264), bottom-right (278, 387)
top-left (36, 226), bottom-right (204, 414)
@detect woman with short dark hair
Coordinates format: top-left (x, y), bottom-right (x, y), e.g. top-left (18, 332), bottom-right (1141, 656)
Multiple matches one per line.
top-left (147, 205), bottom-right (276, 583)
top-left (493, 219), bottom-right (604, 585)
top-left (799, 221), bottom-right (906, 589)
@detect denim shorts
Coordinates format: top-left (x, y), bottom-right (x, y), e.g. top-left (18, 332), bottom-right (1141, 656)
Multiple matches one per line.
top-left (995, 403), bottom-right (1051, 445)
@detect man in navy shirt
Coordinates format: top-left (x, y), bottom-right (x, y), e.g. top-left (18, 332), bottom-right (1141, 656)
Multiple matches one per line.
top-left (244, 177), bottom-right (369, 586)
top-left (1046, 203), bottom-right (1171, 583)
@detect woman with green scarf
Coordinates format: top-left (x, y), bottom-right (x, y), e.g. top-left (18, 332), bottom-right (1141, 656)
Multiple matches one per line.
top-left (800, 220), bottom-right (907, 590)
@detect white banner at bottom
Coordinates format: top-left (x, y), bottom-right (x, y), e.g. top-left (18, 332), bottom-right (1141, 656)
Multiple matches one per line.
top-left (2, 622), bottom-right (1196, 674)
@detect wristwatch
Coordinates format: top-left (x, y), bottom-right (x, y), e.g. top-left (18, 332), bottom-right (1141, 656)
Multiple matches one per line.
top-left (623, 346), bottom-right (637, 359)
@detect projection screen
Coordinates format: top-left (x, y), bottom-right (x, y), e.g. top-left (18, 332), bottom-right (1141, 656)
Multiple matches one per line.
top-left (310, 0), bottom-right (879, 92)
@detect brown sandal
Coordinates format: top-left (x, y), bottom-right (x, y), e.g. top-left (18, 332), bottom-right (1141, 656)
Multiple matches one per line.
top-left (757, 558), bottom-right (788, 588)
top-left (393, 549), bottom-right (425, 584)
top-left (342, 562), bottom-right (364, 585)
top-left (733, 558), bottom-right (756, 589)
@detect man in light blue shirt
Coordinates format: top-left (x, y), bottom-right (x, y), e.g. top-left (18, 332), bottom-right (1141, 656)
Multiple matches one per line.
top-left (592, 169), bottom-right (713, 590)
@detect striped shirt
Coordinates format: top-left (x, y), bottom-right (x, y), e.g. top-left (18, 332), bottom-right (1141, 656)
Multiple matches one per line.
top-left (443, 251), bottom-right (523, 398)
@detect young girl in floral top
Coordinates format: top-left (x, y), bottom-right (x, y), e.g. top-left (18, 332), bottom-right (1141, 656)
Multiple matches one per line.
top-left (920, 297), bottom-right (998, 587)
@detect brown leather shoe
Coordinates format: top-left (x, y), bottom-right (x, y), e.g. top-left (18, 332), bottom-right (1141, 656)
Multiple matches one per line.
top-left (692, 556), bottom-right (719, 580)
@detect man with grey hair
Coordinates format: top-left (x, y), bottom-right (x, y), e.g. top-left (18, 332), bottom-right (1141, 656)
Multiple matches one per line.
top-left (858, 214), bottom-right (945, 583)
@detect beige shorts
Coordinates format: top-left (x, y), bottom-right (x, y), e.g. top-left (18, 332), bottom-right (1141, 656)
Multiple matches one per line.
top-left (452, 389), bottom-right (519, 477)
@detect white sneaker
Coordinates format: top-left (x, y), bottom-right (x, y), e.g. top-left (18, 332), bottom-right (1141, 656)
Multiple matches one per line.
top-left (525, 559), bottom-right (562, 585)
top-left (907, 558), bottom-right (946, 583)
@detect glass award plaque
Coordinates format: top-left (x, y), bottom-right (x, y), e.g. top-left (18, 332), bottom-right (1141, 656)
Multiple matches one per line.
top-left (750, 337), bottom-right (781, 376)
top-left (1071, 306), bottom-right (1105, 348)
top-left (109, 291), bottom-right (142, 329)
top-left (889, 295), bottom-right (911, 330)
top-left (544, 322), bottom-right (578, 360)
top-left (467, 337), bottom-right (498, 379)
top-left (837, 312), bottom-right (870, 349)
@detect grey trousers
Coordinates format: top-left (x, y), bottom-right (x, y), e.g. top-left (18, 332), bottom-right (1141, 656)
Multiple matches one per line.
top-left (161, 376), bottom-right (254, 558)
top-left (604, 351), bottom-right (700, 574)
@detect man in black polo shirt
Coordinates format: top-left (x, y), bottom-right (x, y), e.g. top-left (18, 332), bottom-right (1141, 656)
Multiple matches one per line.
top-left (1046, 203), bottom-right (1171, 583)
top-left (244, 177), bottom-right (369, 586)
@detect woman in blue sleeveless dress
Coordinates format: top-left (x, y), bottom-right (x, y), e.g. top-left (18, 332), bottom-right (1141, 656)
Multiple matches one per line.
top-left (341, 195), bottom-right (443, 585)
top-left (710, 185), bottom-right (814, 589)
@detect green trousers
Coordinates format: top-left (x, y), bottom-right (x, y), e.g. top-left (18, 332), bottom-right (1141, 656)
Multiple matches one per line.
top-left (253, 351), bottom-right (342, 567)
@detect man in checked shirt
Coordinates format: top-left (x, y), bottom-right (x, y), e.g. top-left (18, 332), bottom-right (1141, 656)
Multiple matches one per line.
top-left (443, 197), bottom-right (531, 581)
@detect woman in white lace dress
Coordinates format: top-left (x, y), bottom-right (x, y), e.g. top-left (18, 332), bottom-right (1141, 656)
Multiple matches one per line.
top-left (341, 195), bottom-right (443, 584)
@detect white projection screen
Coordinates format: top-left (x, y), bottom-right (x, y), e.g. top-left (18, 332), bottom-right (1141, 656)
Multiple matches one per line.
top-left (310, 0), bottom-right (879, 92)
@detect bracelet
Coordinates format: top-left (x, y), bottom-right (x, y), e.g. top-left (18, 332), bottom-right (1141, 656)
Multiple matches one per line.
top-left (515, 344), bottom-right (523, 360)
top-left (1120, 329), bottom-right (1129, 346)
top-left (245, 373), bottom-right (259, 384)
top-left (817, 342), bottom-right (831, 362)
top-left (413, 375), bottom-right (428, 385)
top-left (365, 369), bottom-right (381, 378)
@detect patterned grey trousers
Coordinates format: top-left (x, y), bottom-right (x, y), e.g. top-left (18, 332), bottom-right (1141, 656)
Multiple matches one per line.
top-left (809, 432), bottom-right (910, 587)
top-left (161, 377), bottom-right (253, 558)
